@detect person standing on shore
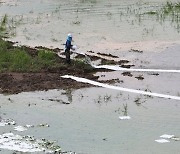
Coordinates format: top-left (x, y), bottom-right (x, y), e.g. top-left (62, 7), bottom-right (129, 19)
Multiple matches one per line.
top-left (65, 33), bottom-right (73, 64)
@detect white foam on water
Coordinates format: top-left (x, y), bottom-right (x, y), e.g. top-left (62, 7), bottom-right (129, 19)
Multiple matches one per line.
top-left (0, 119), bottom-right (16, 127)
top-left (61, 75), bottom-right (180, 101)
top-left (25, 124), bottom-right (34, 128)
top-left (160, 134), bottom-right (175, 139)
top-left (0, 133), bottom-right (63, 153)
top-left (0, 133), bottom-right (43, 153)
top-left (155, 139), bottom-right (170, 143)
top-left (0, 123), bottom-right (6, 127)
top-left (14, 126), bottom-right (27, 132)
top-left (119, 116), bottom-right (131, 120)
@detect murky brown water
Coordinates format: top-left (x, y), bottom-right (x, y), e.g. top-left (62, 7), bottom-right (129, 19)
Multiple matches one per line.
top-left (1, 0), bottom-right (180, 52)
top-left (0, 0), bottom-right (180, 153)
top-left (0, 88), bottom-right (180, 154)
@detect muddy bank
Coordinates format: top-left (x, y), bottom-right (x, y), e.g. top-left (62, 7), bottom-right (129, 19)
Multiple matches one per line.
top-left (0, 40), bottom-right (129, 94)
top-left (0, 72), bottom-right (95, 94)
top-left (0, 39), bottom-right (96, 94)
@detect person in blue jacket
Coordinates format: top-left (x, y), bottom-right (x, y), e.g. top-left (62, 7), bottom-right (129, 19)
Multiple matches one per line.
top-left (65, 33), bottom-right (73, 64)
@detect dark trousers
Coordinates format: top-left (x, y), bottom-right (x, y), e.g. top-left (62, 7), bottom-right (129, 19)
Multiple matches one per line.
top-left (65, 49), bottom-right (70, 64)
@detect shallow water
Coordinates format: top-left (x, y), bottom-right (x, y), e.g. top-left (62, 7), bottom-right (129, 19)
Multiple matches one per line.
top-left (0, 88), bottom-right (180, 154)
top-left (0, 0), bottom-right (180, 52)
top-left (0, 0), bottom-right (180, 153)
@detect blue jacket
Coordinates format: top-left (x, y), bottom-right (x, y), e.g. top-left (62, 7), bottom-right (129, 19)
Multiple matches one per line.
top-left (65, 37), bottom-right (72, 50)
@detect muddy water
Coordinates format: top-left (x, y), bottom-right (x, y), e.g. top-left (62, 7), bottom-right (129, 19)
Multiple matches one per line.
top-left (0, 88), bottom-right (180, 154)
top-left (1, 0), bottom-right (180, 52)
top-left (1, 0), bottom-right (180, 153)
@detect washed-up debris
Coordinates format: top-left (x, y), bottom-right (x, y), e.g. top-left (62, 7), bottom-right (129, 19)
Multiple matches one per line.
top-left (135, 75), bottom-right (144, 80)
top-left (148, 73), bottom-right (159, 76)
top-left (48, 99), bottom-right (70, 104)
top-left (14, 126), bottom-right (27, 132)
top-left (119, 116), bottom-right (131, 120)
top-left (160, 134), bottom-right (180, 141)
top-left (155, 134), bottom-right (180, 143)
top-left (0, 118), bottom-right (16, 126)
top-left (171, 137), bottom-right (180, 141)
top-left (97, 52), bottom-right (119, 58)
top-left (129, 49), bottom-right (143, 53)
top-left (122, 72), bottom-right (133, 77)
top-left (120, 64), bottom-right (135, 68)
top-left (25, 124), bottom-right (34, 128)
top-left (160, 134), bottom-right (174, 139)
top-left (155, 139), bottom-right (170, 143)
top-left (8, 98), bottom-right (13, 103)
top-left (0, 133), bottom-right (61, 153)
top-left (38, 123), bottom-right (50, 127)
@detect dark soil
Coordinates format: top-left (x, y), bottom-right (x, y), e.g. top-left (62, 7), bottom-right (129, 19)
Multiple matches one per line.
top-left (0, 40), bottom-right (100, 94)
top-left (0, 40), bottom-right (133, 94)
top-left (97, 52), bottom-right (119, 58)
top-left (0, 72), bottom-right (95, 94)
top-left (122, 72), bottom-right (133, 77)
top-left (135, 75), bottom-right (144, 80)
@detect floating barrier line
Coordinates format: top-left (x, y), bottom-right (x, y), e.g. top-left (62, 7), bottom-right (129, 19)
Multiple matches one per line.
top-left (73, 51), bottom-right (180, 73)
top-left (61, 75), bottom-right (180, 101)
top-left (92, 65), bottom-right (180, 73)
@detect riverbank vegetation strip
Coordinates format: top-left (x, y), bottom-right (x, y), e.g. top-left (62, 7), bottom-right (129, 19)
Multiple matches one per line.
top-left (0, 38), bottom-right (60, 72)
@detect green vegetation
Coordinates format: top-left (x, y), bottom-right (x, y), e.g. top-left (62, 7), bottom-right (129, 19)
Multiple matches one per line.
top-left (120, 1), bottom-right (180, 32)
top-left (0, 14), bottom-right (8, 37)
top-left (0, 14), bottom-right (8, 32)
top-left (146, 2), bottom-right (180, 21)
top-left (72, 58), bottom-right (94, 73)
top-left (0, 40), bottom-right (50, 72)
top-left (0, 38), bottom-right (59, 72)
top-left (0, 14), bottom-right (21, 38)
top-left (0, 38), bottom-right (94, 73)
top-left (122, 103), bottom-right (128, 116)
top-left (162, 2), bottom-right (180, 14)
top-left (142, 2), bottom-right (180, 18)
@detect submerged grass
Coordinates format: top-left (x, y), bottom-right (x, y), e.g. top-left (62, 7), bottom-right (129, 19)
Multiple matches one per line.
top-left (0, 14), bottom-right (8, 30)
top-left (162, 2), bottom-right (180, 14)
top-left (0, 14), bottom-right (8, 35)
top-left (72, 58), bottom-right (94, 73)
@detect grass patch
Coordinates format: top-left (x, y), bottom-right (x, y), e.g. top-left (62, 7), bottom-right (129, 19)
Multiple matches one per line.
top-left (0, 38), bottom-right (95, 73)
top-left (0, 38), bottom-right (61, 72)
top-left (0, 14), bottom-right (8, 32)
top-left (72, 58), bottom-right (94, 73)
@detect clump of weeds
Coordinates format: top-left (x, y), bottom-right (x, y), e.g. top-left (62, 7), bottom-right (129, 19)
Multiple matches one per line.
top-left (0, 14), bottom-right (8, 31)
top-left (94, 95), bottom-right (102, 104)
top-left (144, 88), bottom-right (153, 99)
top-left (122, 103), bottom-right (128, 116)
top-left (104, 94), bottom-right (111, 103)
top-left (94, 94), bottom-right (112, 105)
top-left (134, 96), bottom-right (146, 106)
top-left (0, 14), bottom-right (19, 38)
